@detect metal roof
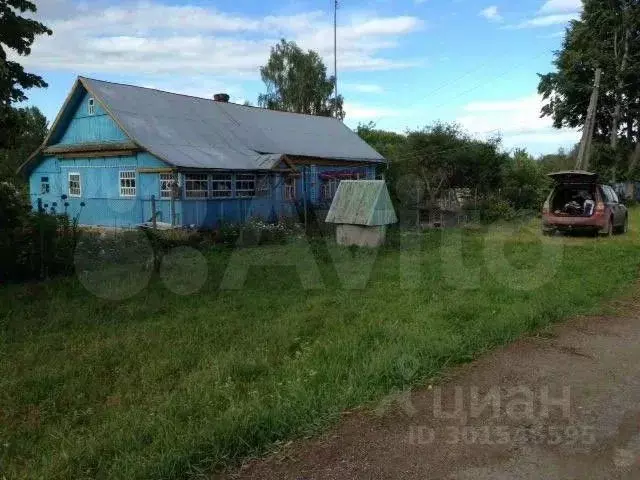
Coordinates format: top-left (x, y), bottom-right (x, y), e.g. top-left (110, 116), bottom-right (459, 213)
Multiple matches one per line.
top-left (80, 77), bottom-right (385, 170)
top-left (325, 180), bottom-right (398, 226)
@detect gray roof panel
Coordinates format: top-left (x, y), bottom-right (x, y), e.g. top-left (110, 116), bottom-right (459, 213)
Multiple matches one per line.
top-left (81, 77), bottom-right (384, 170)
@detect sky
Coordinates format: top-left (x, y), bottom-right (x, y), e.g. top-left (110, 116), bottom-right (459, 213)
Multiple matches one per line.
top-left (15, 0), bottom-right (585, 156)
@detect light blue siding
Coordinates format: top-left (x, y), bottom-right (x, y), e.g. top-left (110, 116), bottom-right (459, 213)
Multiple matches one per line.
top-left (179, 172), bottom-right (294, 227)
top-left (30, 156), bottom-right (376, 229)
top-left (56, 90), bottom-right (129, 145)
top-left (29, 152), bottom-right (174, 228)
top-left (178, 165), bottom-right (374, 229)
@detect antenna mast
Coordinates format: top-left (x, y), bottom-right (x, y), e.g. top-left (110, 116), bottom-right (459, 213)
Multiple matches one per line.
top-left (334, 0), bottom-right (339, 119)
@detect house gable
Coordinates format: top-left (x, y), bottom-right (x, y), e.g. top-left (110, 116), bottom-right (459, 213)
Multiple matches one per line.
top-left (47, 84), bottom-right (129, 146)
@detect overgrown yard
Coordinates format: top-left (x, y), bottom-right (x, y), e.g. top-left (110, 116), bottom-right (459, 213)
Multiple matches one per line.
top-left (2, 210), bottom-right (640, 479)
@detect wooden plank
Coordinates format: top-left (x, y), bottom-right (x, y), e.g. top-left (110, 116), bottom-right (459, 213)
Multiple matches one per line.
top-left (58, 150), bottom-right (137, 159)
top-left (286, 155), bottom-right (378, 167)
top-left (137, 167), bottom-right (175, 173)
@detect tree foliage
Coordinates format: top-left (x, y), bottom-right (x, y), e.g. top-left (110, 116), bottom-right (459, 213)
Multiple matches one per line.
top-left (0, 106), bottom-right (47, 179)
top-left (258, 39), bottom-right (345, 119)
top-left (385, 123), bottom-right (510, 211)
top-left (355, 122), bottom-right (406, 159)
top-left (501, 149), bottom-right (550, 210)
top-left (0, 0), bottom-right (51, 151)
top-left (538, 0), bottom-right (640, 179)
top-left (356, 123), bottom-right (550, 218)
top-left (0, 0), bottom-right (51, 105)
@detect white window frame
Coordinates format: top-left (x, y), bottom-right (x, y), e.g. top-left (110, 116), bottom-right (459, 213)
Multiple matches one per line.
top-left (256, 174), bottom-right (271, 196)
top-left (321, 178), bottom-right (340, 201)
top-left (235, 173), bottom-right (256, 198)
top-left (68, 172), bottom-right (81, 197)
top-left (185, 173), bottom-right (209, 198)
top-left (40, 176), bottom-right (50, 195)
top-left (211, 173), bottom-right (232, 198)
top-left (160, 172), bottom-right (175, 198)
top-left (119, 170), bottom-right (137, 197)
top-left (88, 97), bottom-right (95, 115)
top-left (284, 175), bottom-right (296, 201)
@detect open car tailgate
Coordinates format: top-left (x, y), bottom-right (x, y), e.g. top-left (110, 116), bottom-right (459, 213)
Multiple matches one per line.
top-left (547, 170), bottom-right (598, 184)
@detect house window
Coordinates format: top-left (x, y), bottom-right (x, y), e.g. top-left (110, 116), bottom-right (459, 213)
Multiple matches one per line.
top-left (235, 174), bottom-right (256, 198)
top-left (119, 170), bottom-right (136, 197)
top-left (88, 97), bottom-right (95, 115)
top-left (284, 175), bottom-right (296, 201)
top-left (256, 174), bottom-right (271, 196)
top-left (321, 178), bottom-right (340, 201)
top-left (185, 173), bottom-right (209, 198)
top-left (68, 172), bottom-right (81, 197)
top-left (160, 173), bottom-right (176, 198)
top-left (40, 176), bottom-right (50, 194)
top-left (211, 173), bottom-right (232, 198)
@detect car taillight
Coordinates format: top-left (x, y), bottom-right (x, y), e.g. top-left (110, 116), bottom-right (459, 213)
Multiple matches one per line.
top-left (542, 199), bottom-right (550, 214)
top-left (595, 202), bottom-right (605, 215)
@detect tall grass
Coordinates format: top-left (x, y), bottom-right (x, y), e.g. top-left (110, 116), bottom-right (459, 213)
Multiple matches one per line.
top-left (1, 211), bottom-right (640, 478)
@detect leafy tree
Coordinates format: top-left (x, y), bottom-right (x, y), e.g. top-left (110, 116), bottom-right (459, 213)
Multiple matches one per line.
top-left (0, 106), bottom-right (47, 179)
top-left (389, 123), bottom-right (509, 214)
top-left (539, 146), bottom-right (579, 173)
top-left (0, 0), bottom-right (51, 150)
top-left (538, 0), bottom-right (640, 152)
top-left (355, 122), bottom-right (406, 158)
top-left (258, 39), bottom-right (344, 119)
top-left (502, 149), bottom-right (549, 210)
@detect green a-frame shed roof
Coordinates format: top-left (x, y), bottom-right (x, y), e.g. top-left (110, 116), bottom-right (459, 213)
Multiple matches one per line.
top-left (325, 180), bottom-right (398, 226)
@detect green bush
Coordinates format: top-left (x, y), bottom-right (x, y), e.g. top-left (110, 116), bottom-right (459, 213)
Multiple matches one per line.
top-left (141, 218), bottom-right (305, 263)
top-left (0, 212), bottom-right (80, 282)
top-left (474, 195), bottom-right (516, 223)
top-left (0, 182), bottom-right (81, 282)
top-left (217, 218), bottom-right (304, 247)
top-left (501, 150), bottom-right (550, 211)
top-left (0, 181), bottom-right (30, 228)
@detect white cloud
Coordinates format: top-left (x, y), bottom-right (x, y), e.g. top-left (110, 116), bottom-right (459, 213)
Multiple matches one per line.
top-left (539, 0), bottom-right (583, 14)
top-left (16, 0), bottom-right (423, 77)
top-left (456, 94), bottom-right (580, 151)
top-left (511, 12), bottom-right (579, 28)
top-left (343, 83), bottom-right (384, 94)
top-left (480, 6), bottom-right (503, 23)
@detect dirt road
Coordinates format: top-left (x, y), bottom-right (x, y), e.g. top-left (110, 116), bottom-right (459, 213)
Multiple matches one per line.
top-left (218, 286), bottom-right (640, 480)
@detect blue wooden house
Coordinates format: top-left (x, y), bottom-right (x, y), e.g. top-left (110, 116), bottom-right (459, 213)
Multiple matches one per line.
top-left (21, 77), bottom-right (385, 228)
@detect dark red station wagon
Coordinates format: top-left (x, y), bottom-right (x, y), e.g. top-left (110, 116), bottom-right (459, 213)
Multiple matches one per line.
top-left (542, 171), bottom-right (628, 236)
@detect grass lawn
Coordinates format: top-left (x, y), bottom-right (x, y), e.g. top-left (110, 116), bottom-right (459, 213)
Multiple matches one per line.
top-left (2, 210), bottom-right (640, 479)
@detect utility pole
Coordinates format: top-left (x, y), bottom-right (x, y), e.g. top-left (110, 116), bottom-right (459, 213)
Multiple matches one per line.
top-left (334, 0), bottom-right (339, 119)
top-left (575, 67), bottom-right (602, 171)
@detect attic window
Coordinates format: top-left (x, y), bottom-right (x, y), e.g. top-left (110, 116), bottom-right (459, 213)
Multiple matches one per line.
top-left (88, 97), bottom-right (95, 115)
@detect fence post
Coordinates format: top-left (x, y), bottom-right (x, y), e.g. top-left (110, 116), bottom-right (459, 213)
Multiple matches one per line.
top-left (151, 195), bottom-right (157, 229)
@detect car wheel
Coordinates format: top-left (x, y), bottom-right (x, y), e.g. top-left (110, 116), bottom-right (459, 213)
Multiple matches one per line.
top-left (600, 216), bottom-right (614, 237)
top-left (616, 215), bottom-right (629, 235)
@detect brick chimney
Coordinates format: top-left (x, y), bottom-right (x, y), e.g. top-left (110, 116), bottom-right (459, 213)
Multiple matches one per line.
top-left (213, 93), bottom-right (230, 102)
